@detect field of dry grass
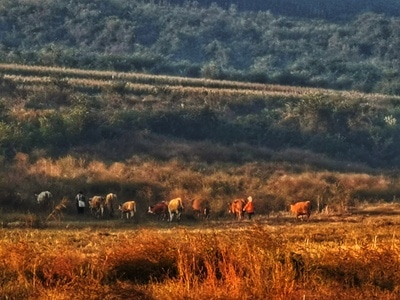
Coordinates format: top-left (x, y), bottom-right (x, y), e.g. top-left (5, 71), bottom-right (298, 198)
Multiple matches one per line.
top-left (2, 63), bottom-right (398, 101)
top-left (1, 203), bottom-right (400, 299)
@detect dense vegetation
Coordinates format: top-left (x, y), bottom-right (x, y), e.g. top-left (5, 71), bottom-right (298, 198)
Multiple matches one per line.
top-left (1, 3), bottom-right (400, 298)
top-left (1, 64), bottom-right (400, 168)
top-left (161, 0), bottom-right (400, 20)
top-left (0, 64), bottom-right (400, 218)
top-left (1, 0), bottom-right (400, 94)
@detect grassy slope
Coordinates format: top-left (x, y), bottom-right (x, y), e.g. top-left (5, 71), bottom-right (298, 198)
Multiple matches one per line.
top-left (1, 63), bottom-right (400, 217)
top-left (1, 63), bottom-right (400, 298)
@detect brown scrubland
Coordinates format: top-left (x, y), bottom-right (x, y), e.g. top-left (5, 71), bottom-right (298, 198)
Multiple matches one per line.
top-left (1, 207), bottom-right (400, 299)
top-left (1, 154), bottom-right (400, 299)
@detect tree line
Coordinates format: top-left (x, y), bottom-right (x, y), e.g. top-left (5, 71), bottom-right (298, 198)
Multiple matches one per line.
top-left (0, 0), bottom-right (400, 95)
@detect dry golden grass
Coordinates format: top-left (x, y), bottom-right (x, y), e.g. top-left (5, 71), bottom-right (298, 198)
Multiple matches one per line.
top-left (4, 152), bottom-right (399, 218)
top-left (2, 63), bottom-right (400, 101)
top-left (1, 210), bottom-right (400, 299)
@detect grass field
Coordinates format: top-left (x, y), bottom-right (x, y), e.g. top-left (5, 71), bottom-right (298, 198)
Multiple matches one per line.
top-left (1, 203), bottom-right (400, 299)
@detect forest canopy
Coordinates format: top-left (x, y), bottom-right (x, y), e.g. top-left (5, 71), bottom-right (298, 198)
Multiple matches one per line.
top-left (0, 0), bottom-right (400, 95)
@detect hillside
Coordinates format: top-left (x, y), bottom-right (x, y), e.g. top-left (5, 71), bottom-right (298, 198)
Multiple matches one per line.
top-left (1, 63), bottom-right (400, 167)
top-left (1, 64), bottom-right (400, 216)
top-left (1, 0), bottom-right (400, 94)
top-left (162, 0), bottom-right (400, 20)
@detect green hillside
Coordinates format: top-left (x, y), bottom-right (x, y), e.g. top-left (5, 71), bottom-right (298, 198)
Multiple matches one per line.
top-left (0, 64), bottom-right (400, 216)
top-left (163, 0), bottom-right (400, 20)
top-left (1, 63), bottom-right (399, 169)
top-left (1, 0), bottom-right (400, 94)
top-left (1, 0), bottom-right (400, 214)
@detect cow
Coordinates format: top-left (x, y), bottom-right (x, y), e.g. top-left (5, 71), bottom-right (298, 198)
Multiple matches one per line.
top-left (89, 196), bottom-right (105, 218)
top-left (191, 198), bottom-right (211, 220)
top-left (168, 197), bottom-right (184, 222)
top-left (119, 201), bottom-right (136, 220)
top-left (148, 201), bottom-right (169, 221)
top-left (228, 198), bottom-right (247, 221)
top-left (35, 191), bottom-right (53, 205)
top-left (35, 191), bottom-right (54, 212)
top-left (104, 193), bottom-right (117, 218)
top-left (290, 201), bottom-right (312, 221)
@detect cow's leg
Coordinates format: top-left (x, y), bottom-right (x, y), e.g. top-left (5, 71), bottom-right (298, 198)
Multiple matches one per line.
top-left (203, 208), bottom-right (209, 220)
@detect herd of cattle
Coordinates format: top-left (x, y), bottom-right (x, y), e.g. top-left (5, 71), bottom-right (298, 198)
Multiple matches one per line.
top-left (35, 191), bottom-right (312, 222)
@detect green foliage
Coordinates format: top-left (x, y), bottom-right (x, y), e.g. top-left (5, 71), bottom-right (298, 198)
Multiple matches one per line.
top-left (38, 113), bottom-right (68, 148)
top-left (1, 1), bottom-right (400, 93)
top-left (0, 121), bottom-right (27, 156)
top-left (147, 107), bottom-right (219, 140)
top-left (0, 76), bottom-right (17, 97)
top-left (1, 61), bottom-right (400, 168)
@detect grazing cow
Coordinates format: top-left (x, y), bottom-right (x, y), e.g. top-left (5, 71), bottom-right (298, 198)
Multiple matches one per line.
top-left (191, 198), bottom-right (211, 220)
top-left (89, 196), bottom-right (105, 218)
top-left (148, 201), bottom-right (169, 221)
top-left (290, 201), bottom-right (312, 221)
top-left (35, 191), bottom-right (53, 205)
top-left (119, 201), bottom-right (136, 220)
top-left (104, 193), bottom-right (117, 218)
top-left (168, 197), bottom-right (184, 222)
top-left (35, 191), bottom-right (54, 212)
top-left (228, 198), bottom-right (247, 221)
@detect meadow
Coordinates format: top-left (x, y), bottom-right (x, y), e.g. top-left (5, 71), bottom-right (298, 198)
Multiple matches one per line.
top-left (1, 63), bottom-right (400, 299)
top-left (1, 203), bottom-right (400, 299)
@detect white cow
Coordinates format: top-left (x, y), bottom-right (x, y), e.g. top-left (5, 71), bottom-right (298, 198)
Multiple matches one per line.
top-left (35, 191), bottom-right (53, 205)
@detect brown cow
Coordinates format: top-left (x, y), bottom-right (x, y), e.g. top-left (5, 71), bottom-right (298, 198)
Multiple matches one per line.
top-left (228, 198), bottom-right (247, 221)
top-left (89, 196), bottom-right (105, 218)
top-left (104, 193), bottom-right (117, 218)
top-left (191, 198), bottom-right (211, 220)
top-left (119, 200), bottom-right (136, 220)
top-left (148, 201), bottom-right (169, 221)
top-left (290, 201), bottom-right (312, 221)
